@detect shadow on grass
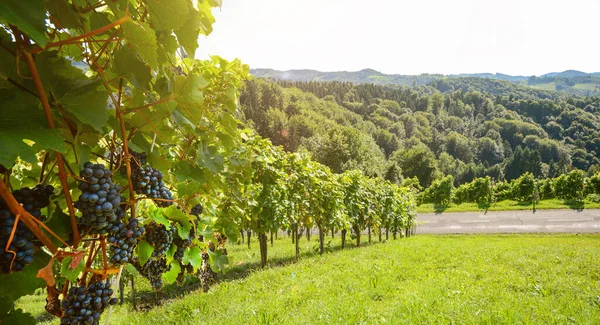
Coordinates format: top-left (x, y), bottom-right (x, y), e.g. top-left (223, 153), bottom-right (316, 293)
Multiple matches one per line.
top-left (564, 200), bottom-right (585, 211)
top-left (433, 204), bottom-right (449, 214)
top-left (131, 239), bottom-right (386, 309)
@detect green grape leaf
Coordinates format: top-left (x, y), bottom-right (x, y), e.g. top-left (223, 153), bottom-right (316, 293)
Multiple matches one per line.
top-left (60, 256), bottom-right (85, 282)
top-left (162, 205), bottom-right (191, 227)
top-left (175, 222), bottom-right (192, 241)
top-left (59, 79), bottom-right (109, 132)
top-left (207, 250), bottom-right (228, 272)
top-left (147, 209), bottom-right (170, 227)
top-left (0, 89), bottom-right (66, 166)
top-left (172, 161), bottom-right (205, 184)
top-left (137, 240), bottom-right (154, 266)
top-left (174, 3), bottom-right (201, 55)
top-left (0, 307), bottom-right (36, 325)
top-left (162, 260), bottom-right (181, 285)
top-left (166, 242), bottom-right (177, 262)
top-left (182, 247), bottom-right (202, 269)
top-left (35, 52), bottom-right (109, 132)
top-left (46, 0), bottom-right (80, 29)
top-left (157, 32), bottom-right (178, 65)
top-left (113, 46), bottom-right (152, 90)
top-left (123, 21), bottom-right (158, 70)
top-left (176, 180), bottom-right (202, 200)
top-left (146, 0), bottom-right (189, 31)
top-left (0, 251), bottom-right (50, 304)
top-left (0, 0), bottom-right (48, 46)
top-left (174, 73), bottom-right (208, 108)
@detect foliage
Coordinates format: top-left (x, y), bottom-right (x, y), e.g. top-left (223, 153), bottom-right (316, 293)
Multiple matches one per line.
top-left (453, 177), bottom-right (492, 205)
top-left (421, 175), bottom-right (454, 206)
top-left (510, 173), bottom-right (535, 202)
top-left (554, 170), bottom-right (586, 201)
top-left (0, 1), bottom-right (418, 322)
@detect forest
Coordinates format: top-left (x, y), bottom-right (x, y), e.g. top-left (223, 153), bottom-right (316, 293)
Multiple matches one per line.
top-left (240, 77), bottom-right (600, 190)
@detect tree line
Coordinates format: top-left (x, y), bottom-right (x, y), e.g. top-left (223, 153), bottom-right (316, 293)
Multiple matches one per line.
top-left (240, 78), bottom-right (600, 189)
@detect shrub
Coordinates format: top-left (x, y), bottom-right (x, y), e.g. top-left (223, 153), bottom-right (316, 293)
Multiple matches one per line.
top-left (511, 172), bottom-right (535, 202)
top-left (422, 175), bottom-right (454, 206)
top-left (539, 178), bottom-right (555, 200)
top-left (585, 173), bottom-right (600, 195)
top-left (554, 169), bottom-right (585, 201)
top-left (493, 181), bottom-right (512, 201)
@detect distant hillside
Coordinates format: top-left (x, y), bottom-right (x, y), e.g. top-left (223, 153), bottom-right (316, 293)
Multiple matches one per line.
top-left (251, 68), bottom-right (600, 96)
top-left (239, 78), bottom-right (600, 188)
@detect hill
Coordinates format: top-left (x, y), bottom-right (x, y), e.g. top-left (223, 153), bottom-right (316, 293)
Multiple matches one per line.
top-left (251, 68), bottom-right (600, 96)
top-left (240, 78), bottom-right (600, 187)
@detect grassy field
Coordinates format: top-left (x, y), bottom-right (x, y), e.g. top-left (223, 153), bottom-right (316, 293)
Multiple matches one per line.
top-left (417, 198), bottom-right (600, 213)
top-left (17, 234), bottom-right (600, 324)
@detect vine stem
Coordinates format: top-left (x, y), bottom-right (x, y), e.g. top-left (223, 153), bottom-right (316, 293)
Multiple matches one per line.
top-left (114, 78), bottom-right (137, 219)
top-left (32, 14), bottom-right (130, 54)
top-left (0, 179), bottom-right (57, 254)
top-left (19, 41), bottom-right (81, 246)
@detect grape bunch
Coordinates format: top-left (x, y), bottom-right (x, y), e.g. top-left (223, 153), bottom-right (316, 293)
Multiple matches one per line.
top-left (130, 150), bottom-right (147, 168)
top-left (0, 184), bottom-right (54, 273)
top-left (190, 204), bottom-right (203, 217)
top-left (173, 234), bottom-right (192, 262)
top-left (74, 163), bottom-right (122, 235)
top-left (60, 281), bottom-right (117, 325)
top-left (107, 214), bottom-right (145, 265)
top-left (145, 222), bottom-right (174, 257)
top-left (132, 165), bottom-right (173, 207)
top-left (133, 257), bottom-right (171, 290)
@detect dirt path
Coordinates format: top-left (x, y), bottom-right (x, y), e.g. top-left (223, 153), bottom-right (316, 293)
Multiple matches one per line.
top-left (416, 209), bottom-right (600, 234)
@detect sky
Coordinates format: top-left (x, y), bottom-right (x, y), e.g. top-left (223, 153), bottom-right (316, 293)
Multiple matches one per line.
top-left (195, 0), bottom-right (600, 76)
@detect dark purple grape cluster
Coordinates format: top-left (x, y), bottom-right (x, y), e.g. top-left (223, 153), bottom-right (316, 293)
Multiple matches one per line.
top-left (133, 257), bottom-right (171, 290)
top-left (145, 222), bottom-right (174, 257)
top-left (107, 215), bottom-right (145, 265)
top-left (0, 184), bottom-right (54, 273)
top-left (190, 204), bottom-right (203, 217)
top-left (132, 165), bottom-right (173, 207)
top-left (130, 150), bottom-right (147, 168)
top-left (173, 234), bottom-right (192, 262)
top-left (75, 162), bottom-right (122, 235)
top-left (60, 281), bottom-right (117, 325)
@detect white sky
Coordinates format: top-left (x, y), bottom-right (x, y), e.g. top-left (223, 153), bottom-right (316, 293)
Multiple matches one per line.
top-left (195, 0), bottom-right (600, 76)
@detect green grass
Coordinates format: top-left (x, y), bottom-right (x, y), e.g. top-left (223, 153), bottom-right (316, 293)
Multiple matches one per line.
top-left (17, 234), bottom-right (600, 324)
top-left (530, 82), bottom-right (557, 91)
top-left (417, 198), bottom-right (600, 213)
top-left (573, 83), bottom-right (600, 91)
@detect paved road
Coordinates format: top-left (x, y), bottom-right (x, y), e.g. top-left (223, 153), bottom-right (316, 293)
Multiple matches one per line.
top-left (416, 209), bottom-right (600, 234)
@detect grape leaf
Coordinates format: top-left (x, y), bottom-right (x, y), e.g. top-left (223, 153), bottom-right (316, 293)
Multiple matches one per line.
top-left (162, 260), bottom-right (180, 285)
top-left (148, 209), bottom-right (170, 227)
top-left (207, 250), bottom-right (228, 272)
top-left (35, 52), bottom-right (109, 132)
top-left (113, 46), bottom-right (151, 90)
top-left (123, 21), bottom-right (158, 70)
top-left (59, 79), bottom-right (109, 132)
top-left (0, 307), bottom-right (36, 325)
top-left (60, 256), bottom-right (85, 282)
top-left (137, 240), bottom-right (154, 266)
top-left (182, 247), bottom-right (202, 269)
top-left (0, 251), bottom-right (51, 303)
top-left (174, 73), bottom-right (208, 110)
top-left (0, 0), bottom-right (48, 46)
top-left (69, 251), bottom-right (85, 269)
top-left (174, 3), bottom-right (201, 56)
top-left (46, 0), bottom-right (80, 29)
top-left (146, 0), bottom-right (189, 31)
top-left (36, 258), bottom-right (55, 287)
top-left (162, 205), bottom-right (191, 227)
top-left (175, 222), bottom-right (192, 241)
